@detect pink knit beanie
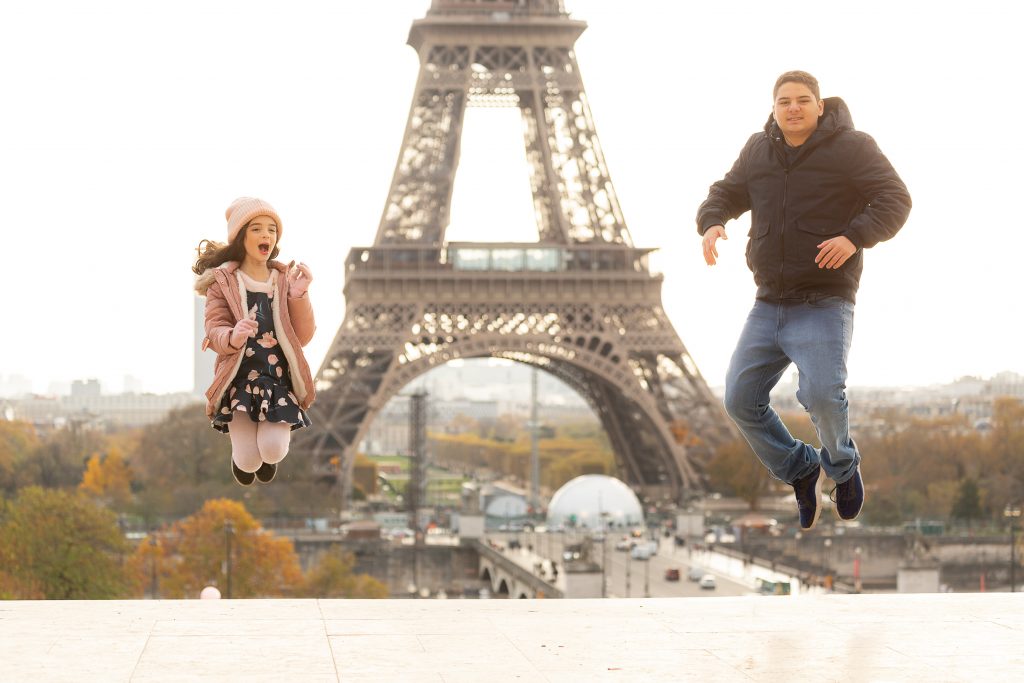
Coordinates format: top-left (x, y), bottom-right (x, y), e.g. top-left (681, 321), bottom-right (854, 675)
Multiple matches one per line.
top-left (225, 197), bottom-right (283, 243)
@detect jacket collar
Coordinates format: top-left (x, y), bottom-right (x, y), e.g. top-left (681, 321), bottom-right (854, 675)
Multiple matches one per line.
top-left (193, 259), bottom-right (287, 297)
top-left (222, 259), bottom-right (288, 274)
top-left (763, 96), bottom-right (854, 168)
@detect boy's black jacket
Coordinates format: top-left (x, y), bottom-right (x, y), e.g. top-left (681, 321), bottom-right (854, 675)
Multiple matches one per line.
top-left (696, 97), bottom-right (912, 303)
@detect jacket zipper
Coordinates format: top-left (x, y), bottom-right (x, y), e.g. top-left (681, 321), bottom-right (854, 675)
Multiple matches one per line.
top-left (780, 167), bottom-right (788, 297)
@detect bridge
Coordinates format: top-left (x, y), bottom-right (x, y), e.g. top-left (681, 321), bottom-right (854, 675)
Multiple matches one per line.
top-left (473, 538), bottom-right (565, 598)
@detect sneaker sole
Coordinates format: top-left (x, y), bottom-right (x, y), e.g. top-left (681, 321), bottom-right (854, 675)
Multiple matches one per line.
top-left (803, 468), bottom-right (823, 530)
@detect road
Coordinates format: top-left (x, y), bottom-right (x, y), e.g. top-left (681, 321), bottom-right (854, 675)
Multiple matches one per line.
top-left (491, 531), bottom-right (754, 598)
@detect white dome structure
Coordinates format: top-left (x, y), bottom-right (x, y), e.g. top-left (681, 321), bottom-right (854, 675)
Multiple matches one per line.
top-left (485, 494), bottom-right (529, 519)
top-left (546, 475), bottom-right (644, 530)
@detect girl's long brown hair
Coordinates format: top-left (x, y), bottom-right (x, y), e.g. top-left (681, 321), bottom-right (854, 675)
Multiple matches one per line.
top-left (192, 222), bottom-right (281, 275)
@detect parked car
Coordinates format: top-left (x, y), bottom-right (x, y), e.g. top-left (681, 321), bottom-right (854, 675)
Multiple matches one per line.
top-left (699, 574), bottom-right (717, 590)
top-left (630, 541), bottom-right (656, 560)
top-left (664, 568), bottom-right (681, 582)
top-left (687, 566), bottom-right (705, 582)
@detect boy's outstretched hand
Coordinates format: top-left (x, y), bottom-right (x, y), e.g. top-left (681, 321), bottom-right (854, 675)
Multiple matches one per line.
top-left (702, 225), bottom-right (728, 266)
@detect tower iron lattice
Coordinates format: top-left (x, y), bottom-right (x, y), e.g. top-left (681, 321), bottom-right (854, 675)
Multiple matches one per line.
top-left (291, 0), bottom-right (735, 509)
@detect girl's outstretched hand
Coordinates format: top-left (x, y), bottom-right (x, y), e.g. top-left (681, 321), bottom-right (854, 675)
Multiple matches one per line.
top-left (287, 261), bottom-right (313, 298)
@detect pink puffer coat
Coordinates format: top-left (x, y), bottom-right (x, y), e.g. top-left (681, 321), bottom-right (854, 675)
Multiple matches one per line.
top-left (194, 260), bottom-right (316, 419)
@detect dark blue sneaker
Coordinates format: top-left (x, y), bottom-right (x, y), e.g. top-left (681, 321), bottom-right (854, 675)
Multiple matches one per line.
top-left (792, 466), bottom-right (823, 530)
top-left (832, 468), bottom-right (864, 521)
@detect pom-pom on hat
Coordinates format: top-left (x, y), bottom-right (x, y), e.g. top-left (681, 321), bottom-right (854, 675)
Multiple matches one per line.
top-left (225, 197), bottom-right (282, 243)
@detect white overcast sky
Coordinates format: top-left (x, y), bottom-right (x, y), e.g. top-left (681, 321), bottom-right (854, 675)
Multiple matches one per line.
top-left (1, 0), bottom-right (1022, 395)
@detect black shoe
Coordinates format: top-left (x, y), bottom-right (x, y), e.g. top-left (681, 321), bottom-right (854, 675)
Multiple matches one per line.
top-left (792, 466), bottom-right (823, 530)
top-left (832, 468), bottom-right (864, 521)
top-left (231, 460), bottom-right (255, 486)
top-left (255, 461), bottom-right (277, 484)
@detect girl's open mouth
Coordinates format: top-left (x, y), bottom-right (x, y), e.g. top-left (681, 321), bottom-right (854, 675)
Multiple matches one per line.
top-left (259, 244), bottom-right (270, 255)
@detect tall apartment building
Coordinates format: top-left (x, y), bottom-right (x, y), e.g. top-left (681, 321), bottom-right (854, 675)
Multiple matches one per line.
top-left (193, 295), bottom-right (216, 397)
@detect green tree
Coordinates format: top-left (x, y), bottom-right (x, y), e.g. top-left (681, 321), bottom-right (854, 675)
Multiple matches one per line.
top-left (0, 486), bottom-right (128, 598)
top-left (951, 478), bottom-right (984, 525)
top-left (300, 548), bottom-right (388, 598)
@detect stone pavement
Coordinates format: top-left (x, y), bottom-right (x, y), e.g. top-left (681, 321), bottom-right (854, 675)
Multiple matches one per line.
top-left (1, 593), bottom-right (1022, 682)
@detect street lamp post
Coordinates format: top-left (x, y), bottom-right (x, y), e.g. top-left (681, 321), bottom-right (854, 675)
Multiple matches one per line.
top-left (853, 546), bottom-right (862, 594)
top-left (625, 550), bottom-right (631, 597)
top-left (224, 519), bottom-right (234, 599)
top-left (1005, 504), bottom-right (1021, 592)
top-left (823, 538), bottom-right (833, 591)
top-left (149, 531), bottom-right (158, 599)
top-left (600, 511), bottom-right (610, 598)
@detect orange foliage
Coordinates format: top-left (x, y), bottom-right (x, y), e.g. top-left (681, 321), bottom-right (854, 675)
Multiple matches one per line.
top-left (128, 498), bottom-right (303, 598)
top-left (79, 447), bottom-right (133, 508)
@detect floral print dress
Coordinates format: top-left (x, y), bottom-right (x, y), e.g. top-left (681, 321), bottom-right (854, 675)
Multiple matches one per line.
top-left (212, 270), bottom-right (311, 433)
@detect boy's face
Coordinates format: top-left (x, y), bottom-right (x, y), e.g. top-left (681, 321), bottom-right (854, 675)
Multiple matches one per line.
top-left (773, 82), bottom-right (824, 141)
top-left (244, 215), bottom-right (278, 264)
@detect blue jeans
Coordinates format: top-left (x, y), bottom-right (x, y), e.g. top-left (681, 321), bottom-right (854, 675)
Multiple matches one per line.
top-left (724, 297), bottom-right (860, 485)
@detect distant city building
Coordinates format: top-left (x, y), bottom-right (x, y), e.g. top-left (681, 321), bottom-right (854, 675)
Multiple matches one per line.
top-left (70, 379), bottom-right (101, 398)
top-left (433, 398), bottom-right (500, 424)
top-left (988, 371), bottom-right (1024, 398)
top-left (750, 371), bottom-right (1024, 434)
top-left (193, 295), bottom-right (216, 396)
top-left (0, 374), bottom-right (32, 398)
top-left (361, 395), bottom-right (501, 455)
top-left (10, 384), bottom-right (199, 430)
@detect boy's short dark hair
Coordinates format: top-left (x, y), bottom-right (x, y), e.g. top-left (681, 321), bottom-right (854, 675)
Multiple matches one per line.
top-left (773, 71), bottom-right (820, 100)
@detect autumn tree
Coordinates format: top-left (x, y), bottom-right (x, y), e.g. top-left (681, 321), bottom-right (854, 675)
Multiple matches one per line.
top-left (15, 422), bottom-right (107, 491)
top-left (706, 438), bottom-right (771, 510)
top-left (128, 405), bottom-right (233, 518)
top-left (985, 398), bottom-right (1024, 516)
top-left (0, 486), bottom-right (128, 598)
top-left (300, 548), bottom-right (388, 598)
top-left (352, 453), bottom-right (378, 497)
top-left (129, 498), bottom-right (303, 598)
top-left (0, 569), bottom-right (43, 600)
top-left (0, 420), bottom-right (39, 495)
top-left (79, 447), bottom-right (133, 509)
top-left (126, 405), bottom-right (337, 522)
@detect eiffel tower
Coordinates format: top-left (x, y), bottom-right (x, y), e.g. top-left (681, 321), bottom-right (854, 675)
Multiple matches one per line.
top-left (293, 0), bottom-right (734, 508)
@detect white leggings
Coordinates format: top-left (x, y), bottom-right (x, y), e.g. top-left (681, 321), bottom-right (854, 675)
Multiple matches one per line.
top-left (228, 416), bottom-right (292, 472)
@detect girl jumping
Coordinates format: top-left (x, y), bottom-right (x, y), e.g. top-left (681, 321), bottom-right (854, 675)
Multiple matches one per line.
top-left (193, 197), bottom-right (317, 486)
